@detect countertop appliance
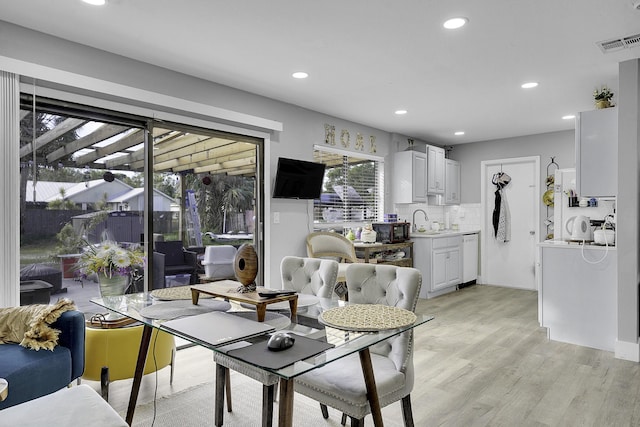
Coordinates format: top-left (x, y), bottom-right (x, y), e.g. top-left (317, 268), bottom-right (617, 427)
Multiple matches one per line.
top-left (371, 222), bottom-right (410, 243)
top-left (566, 215), bottom-right (591, 241)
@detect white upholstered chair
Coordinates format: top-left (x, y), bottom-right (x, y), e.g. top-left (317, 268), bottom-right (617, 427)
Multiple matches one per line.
top-left (294, 263), bottom-right (422, 427)
top-left (306, 231), bottom-right (359, 290)
top-left (213, 256), bottom-right (339, 427)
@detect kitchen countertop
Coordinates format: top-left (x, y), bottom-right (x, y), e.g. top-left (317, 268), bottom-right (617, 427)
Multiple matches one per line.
top-left (410, 229), bottom-right (480, 238)
top-left (538, 240), bottom-right (616, 250)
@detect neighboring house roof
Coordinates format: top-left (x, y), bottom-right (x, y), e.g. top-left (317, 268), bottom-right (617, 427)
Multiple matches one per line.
top-left (26, 179), bottom-right (175, 206)
top-left (108, 187), bottom-right (175, 204)
top-left (25, 181), bottom-right (76, 203)
top-left (54, 179), bottom-right (132, 203)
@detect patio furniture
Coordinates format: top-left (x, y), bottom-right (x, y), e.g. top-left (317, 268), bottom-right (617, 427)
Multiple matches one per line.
top-left (19, 280), bottom-right (53, 306)
top-left (202, 245), bottom-right (237, 280)
top-left (152, 241), bottom-right (198, 289)
top-left (19, 263), bottom-right (64, 294)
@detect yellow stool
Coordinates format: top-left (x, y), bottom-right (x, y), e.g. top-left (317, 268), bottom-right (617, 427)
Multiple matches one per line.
top-left (83, 325), bottom-right (175, 400)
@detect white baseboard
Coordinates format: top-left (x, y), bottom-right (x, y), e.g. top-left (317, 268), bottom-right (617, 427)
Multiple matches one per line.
top-left (615, 339), bottom-right (640, 362)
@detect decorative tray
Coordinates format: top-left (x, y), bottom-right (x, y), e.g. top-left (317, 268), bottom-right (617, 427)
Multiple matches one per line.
top-left (319, 304), bottom-right (417, 332)
top-left (86, 313), bottom-right (137, 329)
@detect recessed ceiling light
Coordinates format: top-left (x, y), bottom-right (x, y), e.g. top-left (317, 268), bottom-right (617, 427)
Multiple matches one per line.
top-left (562, 115), bottom-right (576, 120)
top-left (443, 17), bottom-right (468, 29)
top-left (454, 131), bottom-right (465, 136)
top-left (82, 0), bottom-right (106, 5)
top-left (521, 82), bottom-right (539, 89)
top-left (292, 71), bottom-right (309, 79)
top-left (395, 110), bottom-right (408, 115)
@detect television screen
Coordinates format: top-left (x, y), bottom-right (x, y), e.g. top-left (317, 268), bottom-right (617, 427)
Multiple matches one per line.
top-left (272, 157), bottom-right (326, 199)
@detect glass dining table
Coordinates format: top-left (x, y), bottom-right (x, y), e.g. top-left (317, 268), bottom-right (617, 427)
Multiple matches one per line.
top-left (91, 291), bottom-right (433, 427)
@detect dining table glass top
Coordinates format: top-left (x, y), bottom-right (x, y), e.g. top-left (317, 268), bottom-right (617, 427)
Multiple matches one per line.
top-left (90, 291), bottom-right (433, 380)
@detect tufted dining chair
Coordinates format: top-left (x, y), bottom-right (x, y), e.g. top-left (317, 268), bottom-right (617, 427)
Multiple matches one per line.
top-left (294, 263), bottom-right (422, 427)
top-left (213, 256), bottom-right (339, 427)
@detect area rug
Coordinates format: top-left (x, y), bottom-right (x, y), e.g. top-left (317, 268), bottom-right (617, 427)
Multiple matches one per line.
top-left (123, 373), bottom-right (405, 427)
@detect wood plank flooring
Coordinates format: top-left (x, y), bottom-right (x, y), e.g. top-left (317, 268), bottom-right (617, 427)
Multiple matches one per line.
top-left (91, 285), bottom-right (640, 426)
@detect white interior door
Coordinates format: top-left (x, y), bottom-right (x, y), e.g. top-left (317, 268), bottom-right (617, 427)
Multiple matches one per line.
top-left (481, 157), bottom-right (540, 290)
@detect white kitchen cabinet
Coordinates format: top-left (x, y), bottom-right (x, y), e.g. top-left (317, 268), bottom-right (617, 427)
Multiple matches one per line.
top-left (444, 159), bottom-right (460, 204)
top-left (413, 234), bottom-right (463, 298)
top-left (539, 243), bottom-right (616, 351)
top-left (392, 150), bottom-right (427, 203)
top-left (427, 145), bottom-right (445, 194)
top-left (575, 108), bottom-right (617, 197)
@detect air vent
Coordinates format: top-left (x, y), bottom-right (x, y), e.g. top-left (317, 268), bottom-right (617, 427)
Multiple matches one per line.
top-left (597, 32), bottom-right (640, 53)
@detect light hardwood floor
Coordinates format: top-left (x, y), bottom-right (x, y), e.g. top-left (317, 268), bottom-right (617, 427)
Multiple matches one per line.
top-left (94, 285), bottom-right (640, 426)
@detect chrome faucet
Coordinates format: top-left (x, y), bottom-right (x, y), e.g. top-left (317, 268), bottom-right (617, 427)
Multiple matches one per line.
top-left (412, 209), bottom-right (429, 232)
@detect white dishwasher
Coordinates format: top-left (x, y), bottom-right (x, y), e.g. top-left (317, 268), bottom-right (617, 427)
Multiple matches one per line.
top-left (462, 233), bottom-right (478, 286)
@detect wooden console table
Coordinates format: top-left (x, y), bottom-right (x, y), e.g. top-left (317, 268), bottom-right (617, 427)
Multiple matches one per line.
top-left (354, 241), bottom-right (414, 267)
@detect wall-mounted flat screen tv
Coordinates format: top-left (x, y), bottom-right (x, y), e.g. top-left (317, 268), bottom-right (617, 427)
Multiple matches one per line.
top-left (272, 157), bottom-right (326, 199)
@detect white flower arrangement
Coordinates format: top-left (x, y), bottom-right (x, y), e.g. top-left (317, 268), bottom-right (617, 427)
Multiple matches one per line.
top-left (79, 241), bottom-right (144, 279)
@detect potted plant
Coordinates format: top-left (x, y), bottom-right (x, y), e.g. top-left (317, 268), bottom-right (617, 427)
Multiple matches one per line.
top-left (78, 241), bottom-right (144, 297)
top-left (55, 223), bottom-right (85, 278)
top-left (593, 86), bottom-right (614, 109)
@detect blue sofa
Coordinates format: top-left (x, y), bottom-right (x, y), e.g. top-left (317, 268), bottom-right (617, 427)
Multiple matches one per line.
top-left (0, 310), bottom-right (85, 410)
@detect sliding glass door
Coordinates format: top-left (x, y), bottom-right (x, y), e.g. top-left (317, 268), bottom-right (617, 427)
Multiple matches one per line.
top-left (18, 94), bottom-right (263, 312)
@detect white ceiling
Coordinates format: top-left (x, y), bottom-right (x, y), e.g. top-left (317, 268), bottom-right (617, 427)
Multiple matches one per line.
top-left (2, 0), bottom-right (640, 145)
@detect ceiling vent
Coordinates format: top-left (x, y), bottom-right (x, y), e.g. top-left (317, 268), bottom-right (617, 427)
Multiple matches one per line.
top-left (597, 33), bottom-right (640, 53)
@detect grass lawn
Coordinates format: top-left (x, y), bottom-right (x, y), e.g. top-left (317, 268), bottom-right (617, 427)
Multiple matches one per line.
top-left (20, 238), bottom-right (59, 267)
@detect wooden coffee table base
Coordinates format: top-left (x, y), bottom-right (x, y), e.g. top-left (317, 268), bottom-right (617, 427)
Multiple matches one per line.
top-left (190, 281), bottom-right (298, 322)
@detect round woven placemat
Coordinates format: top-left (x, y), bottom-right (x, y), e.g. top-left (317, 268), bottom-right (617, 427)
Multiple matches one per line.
top-left (151, 286), bottom-right (214, 301)
top-left (319, 304), bottom-right (417, 332)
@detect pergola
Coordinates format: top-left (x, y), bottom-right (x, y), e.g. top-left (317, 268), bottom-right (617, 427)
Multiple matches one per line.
top-left (19, 113), bottom-right (258, 177)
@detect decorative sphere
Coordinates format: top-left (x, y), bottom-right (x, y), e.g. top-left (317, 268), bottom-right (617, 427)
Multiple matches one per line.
top-left (234, 244), bottom-right (258, 286)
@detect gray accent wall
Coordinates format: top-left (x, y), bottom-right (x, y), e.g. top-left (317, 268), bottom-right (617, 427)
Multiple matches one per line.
top-left (617, 59), bottom-right (640, 351)
top-left (450, 130), bottom-right (576, 204)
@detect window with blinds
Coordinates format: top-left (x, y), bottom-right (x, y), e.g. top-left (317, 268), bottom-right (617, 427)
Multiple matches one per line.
top-left (313, 146), bottom-right (383, 225)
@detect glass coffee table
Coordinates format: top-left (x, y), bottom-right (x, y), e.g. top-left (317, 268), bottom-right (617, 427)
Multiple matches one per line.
top-left (91, 292), bottom-right (433, 427)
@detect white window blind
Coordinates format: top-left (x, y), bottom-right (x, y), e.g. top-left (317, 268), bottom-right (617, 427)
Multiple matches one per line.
top-left (313, 146), bottom-right (383, 225)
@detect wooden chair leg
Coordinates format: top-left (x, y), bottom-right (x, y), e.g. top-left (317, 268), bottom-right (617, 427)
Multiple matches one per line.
top-left (320, 403), bottom-right (329, 419)
top-left (350, 416), bottom-right (364, 427)
top-left (262, 384), bottom-right (275, 427)
top-left (100, 366), bottom-right (109, 401)
top-left (215, 364), bottom-right (227, 427)
top-left (401, 394), bottom-right (415, 427)
top-left (341, 413), bottom-right (348, 425)
top-left (225, 370), bottom-right (232, 412)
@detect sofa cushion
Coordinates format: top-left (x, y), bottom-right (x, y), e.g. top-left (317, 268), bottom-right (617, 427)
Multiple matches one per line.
top-left (0, 343), bottom-right (72, 409)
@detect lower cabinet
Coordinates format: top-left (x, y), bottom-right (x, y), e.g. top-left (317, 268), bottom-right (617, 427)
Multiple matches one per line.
top-left (414, 235), bottom-right (462, 299)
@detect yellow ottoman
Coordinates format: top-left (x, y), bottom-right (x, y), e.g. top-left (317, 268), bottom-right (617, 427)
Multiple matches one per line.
top-left (83, 325), bottom-right (175, 400)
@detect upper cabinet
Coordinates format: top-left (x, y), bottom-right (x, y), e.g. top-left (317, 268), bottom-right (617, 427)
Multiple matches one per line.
top-left (427, 145), bottom-right (445, 194)
top-left (445, 159), bottom-right (460, 205)
top-left (393, 150), bottom-right (427, 203)
top-left (575, 108), bottom-right (617, 198)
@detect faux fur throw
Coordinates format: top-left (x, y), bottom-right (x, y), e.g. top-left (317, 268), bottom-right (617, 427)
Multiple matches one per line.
top-left (0, 299), bottom-right (76, 351)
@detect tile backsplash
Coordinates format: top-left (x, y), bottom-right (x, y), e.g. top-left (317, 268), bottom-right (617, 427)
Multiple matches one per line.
top-left (394, 203), bottom-right (482, 231)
